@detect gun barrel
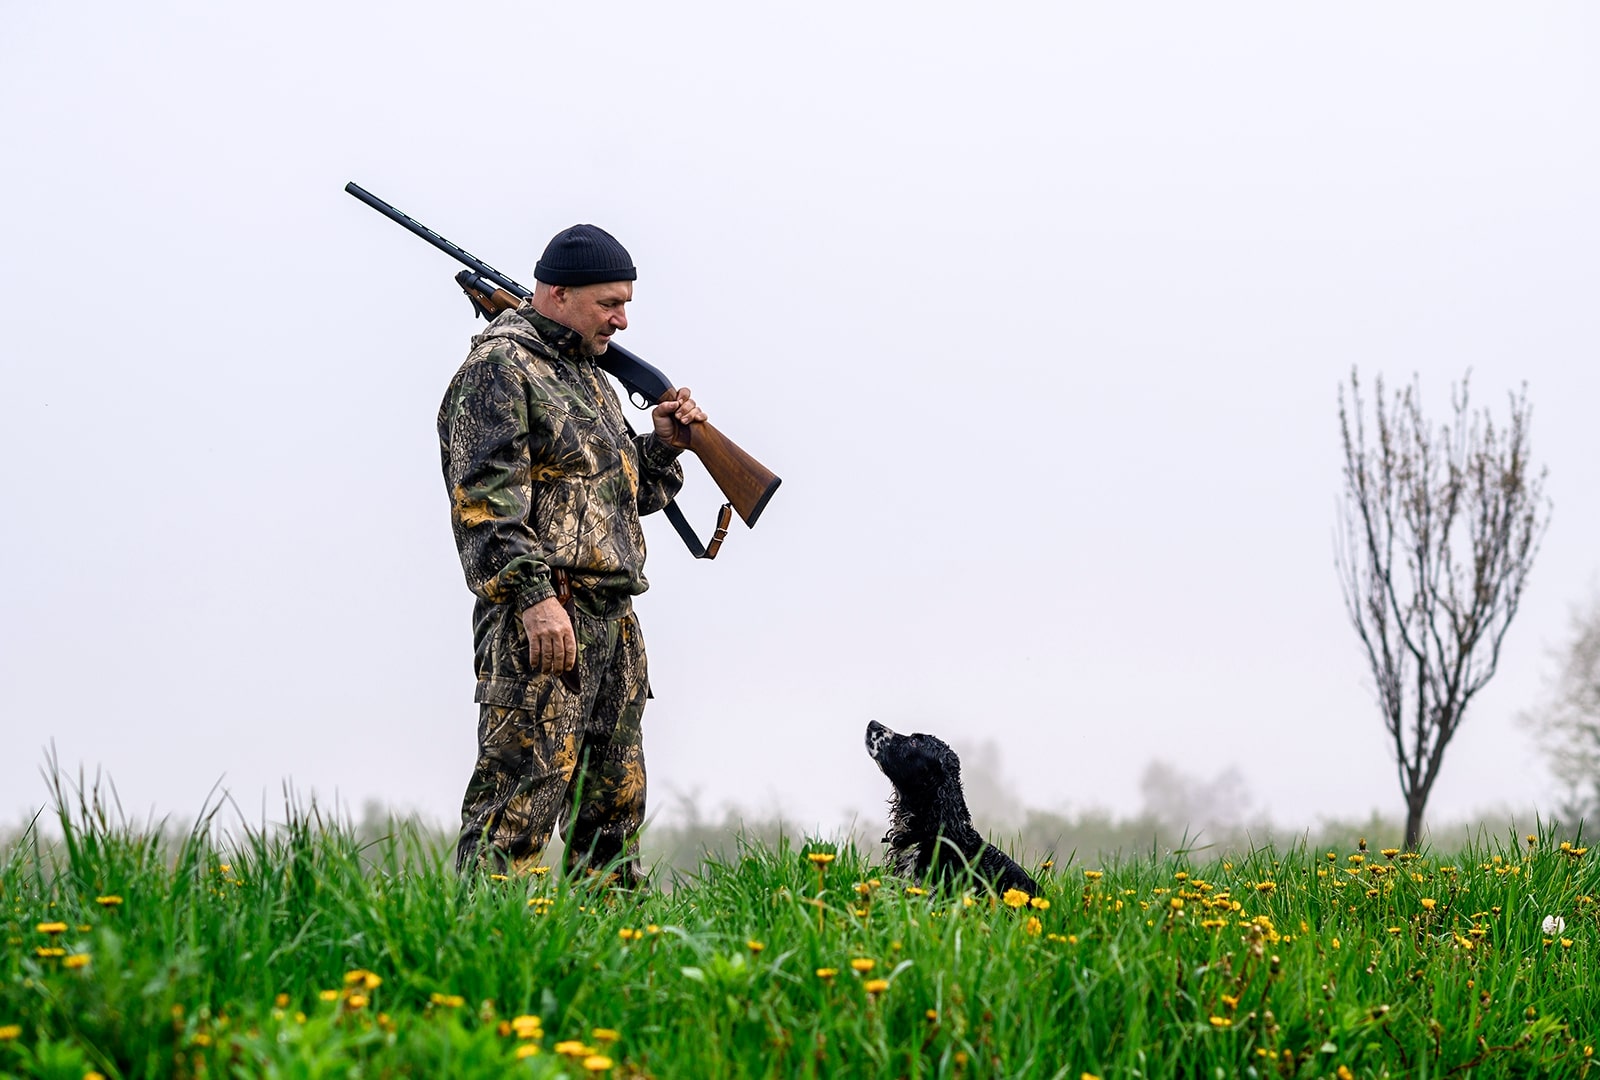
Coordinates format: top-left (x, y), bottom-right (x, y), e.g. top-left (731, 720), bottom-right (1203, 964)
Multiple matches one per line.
top-left (344, 182), bottom-right (530, 299)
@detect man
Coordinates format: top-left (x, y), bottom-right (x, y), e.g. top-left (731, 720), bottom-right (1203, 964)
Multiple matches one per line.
top-left (438, 223), bottom-right (705, 884)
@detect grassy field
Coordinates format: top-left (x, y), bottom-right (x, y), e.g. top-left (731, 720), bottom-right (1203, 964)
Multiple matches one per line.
top-left (2, 781), bottom-right (1596, 1079)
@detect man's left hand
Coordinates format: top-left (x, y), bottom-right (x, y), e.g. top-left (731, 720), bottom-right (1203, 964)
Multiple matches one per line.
top-left (652, 386), bottom-right (707, 450)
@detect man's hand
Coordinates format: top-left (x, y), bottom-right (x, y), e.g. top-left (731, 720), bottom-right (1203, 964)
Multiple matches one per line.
top-left (652, 386), bottom-right (708, 450)
top-left (521, 596), bottom-right (576, 675)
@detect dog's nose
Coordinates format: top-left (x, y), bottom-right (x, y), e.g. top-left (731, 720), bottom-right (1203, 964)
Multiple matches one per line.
top-left (865, 720), bottom-right (894, 756)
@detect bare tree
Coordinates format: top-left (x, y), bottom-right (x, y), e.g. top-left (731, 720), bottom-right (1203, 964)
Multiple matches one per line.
top-left (1520, 590), bottom-right (1600, 821)
top-left (1336, 370), bottom-right (1550, 849)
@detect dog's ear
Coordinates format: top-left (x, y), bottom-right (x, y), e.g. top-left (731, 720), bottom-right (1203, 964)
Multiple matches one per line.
top-left (929, 739), bottom-right (961, 785)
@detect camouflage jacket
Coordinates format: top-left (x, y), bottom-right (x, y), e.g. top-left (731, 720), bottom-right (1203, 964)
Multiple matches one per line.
top-left (438, 303), bottom-right (684, 704)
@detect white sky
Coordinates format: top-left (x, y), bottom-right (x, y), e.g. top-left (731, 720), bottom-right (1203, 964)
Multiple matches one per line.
top-left (2, 3), bottom-right (1596, 839)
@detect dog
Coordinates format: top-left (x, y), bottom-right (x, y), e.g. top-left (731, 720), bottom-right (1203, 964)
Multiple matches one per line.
top-left (865, 720), bottom-right (1038, 896)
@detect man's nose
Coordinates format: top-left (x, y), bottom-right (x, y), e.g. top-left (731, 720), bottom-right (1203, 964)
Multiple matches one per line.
top-left (610, 308), bottom-right (628, 330)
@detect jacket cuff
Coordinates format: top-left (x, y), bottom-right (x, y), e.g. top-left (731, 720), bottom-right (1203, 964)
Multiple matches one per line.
top-left (638, 433), bottom-right (684, 472)
top-left (514, 577), bottom-right (557, 612)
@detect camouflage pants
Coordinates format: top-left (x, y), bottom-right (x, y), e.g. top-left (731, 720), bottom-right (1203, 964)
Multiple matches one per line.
top-left (455, 608), bottom-right (649, 884)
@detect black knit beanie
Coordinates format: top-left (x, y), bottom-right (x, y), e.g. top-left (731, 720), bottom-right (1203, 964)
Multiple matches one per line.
top-left (534, 224), bottom-right (637, 286)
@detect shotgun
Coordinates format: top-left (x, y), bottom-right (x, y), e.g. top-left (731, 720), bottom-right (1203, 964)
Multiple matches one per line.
top-left (344, 181), bottom-right (780, 557)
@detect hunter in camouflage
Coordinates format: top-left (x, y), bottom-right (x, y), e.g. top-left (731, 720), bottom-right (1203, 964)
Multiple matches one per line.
top-left (437, 224), bottom-right (703, 883)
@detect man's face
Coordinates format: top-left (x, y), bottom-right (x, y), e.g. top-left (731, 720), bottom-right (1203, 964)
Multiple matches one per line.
top-left (551, 281), bottom-right (632, 356)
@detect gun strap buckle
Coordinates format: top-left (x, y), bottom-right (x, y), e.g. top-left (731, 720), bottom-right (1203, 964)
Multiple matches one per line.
top-left (664, 500), bottom-right (733, 560)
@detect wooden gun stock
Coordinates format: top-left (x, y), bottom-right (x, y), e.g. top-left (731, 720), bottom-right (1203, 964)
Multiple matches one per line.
top-left (459, 277), bottom-right (780, 527)
top-left (685, 421), bottom-right (780, 527)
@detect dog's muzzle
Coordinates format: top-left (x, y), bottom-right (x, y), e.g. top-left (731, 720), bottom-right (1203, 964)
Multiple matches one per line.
top-left (865, 720), bottom-right (896, 760)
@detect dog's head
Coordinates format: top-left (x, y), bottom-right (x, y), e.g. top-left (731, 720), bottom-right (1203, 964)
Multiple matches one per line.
top-left (865, 720), bottom-right (963, 803)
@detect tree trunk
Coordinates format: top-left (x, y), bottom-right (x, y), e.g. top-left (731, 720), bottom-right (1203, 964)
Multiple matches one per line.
top-left (1404, 793), bottom-right (1426, 851)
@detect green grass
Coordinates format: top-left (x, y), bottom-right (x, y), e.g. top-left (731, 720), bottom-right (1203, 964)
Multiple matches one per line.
top-left (2, 777), bottom-right (1597, 1079)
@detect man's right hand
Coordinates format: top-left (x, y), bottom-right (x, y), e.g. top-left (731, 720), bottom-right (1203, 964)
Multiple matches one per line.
top-left (521, 596), bottom-right (576, 675)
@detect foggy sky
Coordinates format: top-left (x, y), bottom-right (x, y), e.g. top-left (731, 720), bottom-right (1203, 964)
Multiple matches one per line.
top-left (2, 3), bottom-right (1597, 840)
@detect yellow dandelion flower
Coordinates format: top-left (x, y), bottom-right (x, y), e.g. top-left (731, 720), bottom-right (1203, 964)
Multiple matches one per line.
top-left (863, 978), bottom-right (889, 994)
top-left (1003, 889), bottom-right (1031, 908)
top-left (344, 969), bottom-right (381, 989)
top-left (1255, 882), bottom-right (1276, 894)
top-left (1420, 898), bottom-right (1437, 910)
top-left (1024, 916), bottom-right (1042, 936)
top-left (554, 1040), bottom-right (592, 1057)
top-left (807, 852), bottom-right (836, 865)
top-left (618, 928), bottom-right (642, 941)
top-left (95, 895), bottom-right (123, 907)
top-left (516, 1044), bottom-right (541, 1059)
top-left (512, 1015), bottom-right (544, 1038)
top-left (816, 968), bottom-right (838, 979)
top-left (1030, 897), bottom-right (1050, 910)
top-left (747, 939), bottom-right (764, 953)
top-left (1083, 870), bottom-right (1103, 881)
top-left (1169, 897), bottom-right (1184, 910)
top-left (850, 957), bottom-right (876, 972)
top-left (583, 1054), bottom-right (614, 1072)
top-left (1381, 848), bottom-right (1400, 859)
top-left (275, 993), bottom-right (290, 1008)
top-left (35, 922), bottom-right (68, 935)
top-left (905, 886), bottom-right (927, 897)
top-left (489, 873), bottom-right (508, 882)
top-left (86, 1073), bottom-right (106, 1080)
top-left (63, 953), bottom-right (91, 969)
top-left (430, 993), bottom-right (465, 1008)
top-left (1209, 1016), bottom-right (1232, 1028)
top-left (0, 1026), bottom-right (20, 1041)
top-left (962, 895), bottom-right (977, 908)
top-left (1337, 1067), bottom-right (1353, 1080)
top-left (346, 993), bottom-right (369, 1009)
top-left (1082, 1073), bottom-right (1101, 1080)
top-left (592, 1028), bottom-right (620, 1043)
top-left (319, 990), bottom-right (340, 1002)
